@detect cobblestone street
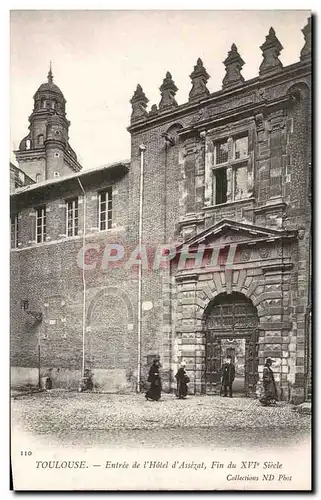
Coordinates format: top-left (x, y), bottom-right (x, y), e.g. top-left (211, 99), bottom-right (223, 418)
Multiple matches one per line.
top-left (11, 390), bottom-right (311, 450)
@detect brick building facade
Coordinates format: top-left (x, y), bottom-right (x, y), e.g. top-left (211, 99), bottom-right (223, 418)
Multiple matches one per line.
top-left (10, 19), bottom-right (312, 403)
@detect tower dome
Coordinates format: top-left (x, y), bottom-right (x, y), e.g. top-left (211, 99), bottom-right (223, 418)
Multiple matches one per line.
top-left (35, 80), bottom-right (64, 97)
top-left (15, 63), bottom-right (82, 180)
top-left (33, 63), bottom-right (66, 114)
top-left (35, 63), bottom-right (64, 96)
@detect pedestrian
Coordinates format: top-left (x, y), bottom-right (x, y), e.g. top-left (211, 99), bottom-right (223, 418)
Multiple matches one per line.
top-left (145, 359), bottom-right (162, 401)
top-left (175, 362), bottom-right (190, 399)
top-left (259, 357), bottom-right (278, 406)
top-left (220, 355), bottom-right (235, 398)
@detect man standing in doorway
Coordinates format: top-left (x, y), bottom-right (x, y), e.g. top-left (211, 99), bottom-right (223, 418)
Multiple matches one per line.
top-left (221, 355), bottom-right (235, 398)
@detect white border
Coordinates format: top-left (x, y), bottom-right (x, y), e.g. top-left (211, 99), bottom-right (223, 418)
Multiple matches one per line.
top-left (2, 3), bottom-right (319, 499)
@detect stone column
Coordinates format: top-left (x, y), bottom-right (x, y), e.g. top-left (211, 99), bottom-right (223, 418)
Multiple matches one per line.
top-left (175, 276), bottom-right (200, 394)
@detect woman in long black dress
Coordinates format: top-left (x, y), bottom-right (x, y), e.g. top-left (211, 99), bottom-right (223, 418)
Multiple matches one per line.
top-left (145, 359), bottom-right (162, 401)
top-left (175, 362), bottom-right (189, 399)
top-left (259, 357), bottom-right (278, 406)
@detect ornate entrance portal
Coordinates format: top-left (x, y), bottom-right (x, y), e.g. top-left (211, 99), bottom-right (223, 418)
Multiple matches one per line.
top-left (203, 292), bottom-right (259, 397)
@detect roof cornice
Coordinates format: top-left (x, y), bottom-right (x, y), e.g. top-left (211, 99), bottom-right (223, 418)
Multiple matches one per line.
top-left (127, 59), bottom-right (311, 134)
top-left (11, 160), bottom-right (130, 199)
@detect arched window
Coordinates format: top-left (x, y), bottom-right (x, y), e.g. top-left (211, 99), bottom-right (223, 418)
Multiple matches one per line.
top-left (37, 134), bottom-right (44, 146)
top-left (26, 139), bottom-right (31, 150)
top-left (36, 174), bottom-right (41, 183)
top-left (42, 100), bottom-right (46, 109)
top-left (51, 100), bottom-right (56, 110)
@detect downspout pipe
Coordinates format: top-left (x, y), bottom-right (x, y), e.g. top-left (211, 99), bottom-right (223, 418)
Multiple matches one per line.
top-left (77, 178), bottom-right (86, 377)
top-left (137, 144), bottom-right (146, 392)
top-left (163, 134), bottom-right (173, 391)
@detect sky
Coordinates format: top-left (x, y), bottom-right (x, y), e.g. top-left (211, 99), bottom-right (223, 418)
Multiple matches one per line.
top-left (10, 9), bottom-right (310, 170)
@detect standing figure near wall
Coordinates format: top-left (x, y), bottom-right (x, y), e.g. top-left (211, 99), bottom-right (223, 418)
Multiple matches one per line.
top-left (175, 362), bottom-right (190, 399)
top-left (145, 359), bottom-right (162, 401)
top-left (260, 358), bottom-right (278, 406)
top-left (220, 355), bottom-right (235, 398)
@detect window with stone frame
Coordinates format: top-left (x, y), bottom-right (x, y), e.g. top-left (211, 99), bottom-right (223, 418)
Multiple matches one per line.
top-left (214, 139), bottom-right (229, 165)
top-left (37, 134), bottom-right (44, 146)
top-left (36, 206), bottom-right (46, 243)
top-left (66, 197), bottom-right (79, 237)
top-left (98, 187), bottom-right (112, 231)
top-left (212, 133), bottom-right (249, 205)
top-left (11, 214), bottom-right (19, 249)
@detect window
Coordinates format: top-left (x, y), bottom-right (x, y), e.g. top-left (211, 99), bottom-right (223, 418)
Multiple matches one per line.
top-left (212, 133), bottom-right (249, 205)
top-left (234, 136), bottom-right (248, 160)
top-left (233, 163), bottom-right (248, 201)
top-left (99, 188), bottom-right (112, 231)
top-left (21, 300), bottom-right (29, 311)
top-left (36, 206), bottom-right (46, 243)
top-left (214, 139), bottom-right (229, 165)
top-left (11, 214), bottom-right (19, 248)
top-left (37, 134), bottom-right (44, 146)
top-left (36, 174), bottom-right (41, 183)
top-left (66, 198), bottom-right (78, 237)
top-left (26, 139), bottom-right (31, 150)
top-left (214, 169), bottom-right (227, 205)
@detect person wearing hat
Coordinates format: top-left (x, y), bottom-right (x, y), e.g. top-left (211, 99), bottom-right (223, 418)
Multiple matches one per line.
top-left (260, 357), bottom-right (278, 406)
top-left (175, 361), bottom-right (190, 399)
top-left (220, 355), bottom-right (235, 398)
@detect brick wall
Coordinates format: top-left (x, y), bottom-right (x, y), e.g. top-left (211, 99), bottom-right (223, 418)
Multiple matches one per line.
top-left (11, 56), bottom-right (311, 401)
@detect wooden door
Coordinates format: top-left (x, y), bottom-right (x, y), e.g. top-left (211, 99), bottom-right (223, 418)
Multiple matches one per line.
top-left (244, 330), bottom-right (259, 397)
top-left (205, 332), bottom-right (222, 394)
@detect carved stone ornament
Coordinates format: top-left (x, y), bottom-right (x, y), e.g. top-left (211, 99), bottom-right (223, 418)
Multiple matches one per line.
top-left (240, 248), bottom-right (251, 262)
top-left (149, 104), bottom-right (158, 116)
top-left (159, 72), bottom-right (178, 110)
top-left (298, 229), bottom-right (305, 240)
top-left (222, 44), bottom-right (245, 89)
top-left (189, 58), bottom-right (210, 101)
top-left (191, 108), bottom-right (207, 124)
top-left (259, 247), bottom-right (270, 259)
top-left (288, 87), bottom-right (302, 106)
top-left (255, 113), bottom-right (264, 131)
top-left (259, 27), bottom-right (283, 76)
top-left (300, 17), bottom-right (312, 61)
top-left (130, 84), bottom-right (148, 123)
top-left (256, 88), bottom-right (266, 102)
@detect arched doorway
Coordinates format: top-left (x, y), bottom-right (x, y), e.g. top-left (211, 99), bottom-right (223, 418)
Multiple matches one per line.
top-left (202, 292), bottom-right (259, 397)
top-left (86, 287), bottom-right (135, 392)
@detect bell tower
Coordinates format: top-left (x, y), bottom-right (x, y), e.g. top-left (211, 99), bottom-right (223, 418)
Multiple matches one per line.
top-left (15, 64), bottom-right (82, 182)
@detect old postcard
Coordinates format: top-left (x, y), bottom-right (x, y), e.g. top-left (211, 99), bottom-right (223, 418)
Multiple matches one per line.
top-left (10, 9), bottom-right (312, 491)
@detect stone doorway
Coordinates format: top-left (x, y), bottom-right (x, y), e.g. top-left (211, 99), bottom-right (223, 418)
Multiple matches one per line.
top-left (203, 292), bottom-right (259, 397)
top-left (220, 338), bottom-right (246, 396)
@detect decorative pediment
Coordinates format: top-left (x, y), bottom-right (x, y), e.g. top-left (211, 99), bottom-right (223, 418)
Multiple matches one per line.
top-left (177, 219), bottom-right (297, 248)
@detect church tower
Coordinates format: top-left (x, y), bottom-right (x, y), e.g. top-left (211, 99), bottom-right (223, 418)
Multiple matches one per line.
top-left (15, 64), bottom-right (82, 182)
